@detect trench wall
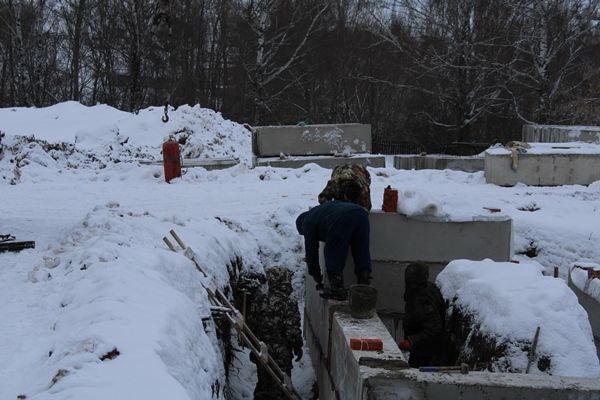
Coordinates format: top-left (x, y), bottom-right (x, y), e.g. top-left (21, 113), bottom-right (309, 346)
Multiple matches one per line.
top-left (305, 210), bottom-right (600, 399)
top-left (342, 211), bottom-right (512, 320)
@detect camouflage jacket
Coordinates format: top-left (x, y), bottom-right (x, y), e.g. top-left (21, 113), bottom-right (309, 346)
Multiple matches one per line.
top-left (318, 163), bottom-right (372, 210)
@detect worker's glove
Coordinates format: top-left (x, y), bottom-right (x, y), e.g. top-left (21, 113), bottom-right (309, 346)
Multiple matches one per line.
top-left (399, 339), bottom-right (412, 350)
top-left (293, 345), bottom-right (303, 362)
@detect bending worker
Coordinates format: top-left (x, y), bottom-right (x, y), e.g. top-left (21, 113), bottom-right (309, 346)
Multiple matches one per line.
top-left (318, 163), bottom-right (372, 211)
top-left (296, 179), bottom-right (372, 300)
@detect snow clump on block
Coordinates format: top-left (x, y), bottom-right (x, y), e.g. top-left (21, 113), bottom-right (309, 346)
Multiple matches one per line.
top-left (570, 262), bottom-right (600, 303)
top-left (436, 259), bottom-right (600, 378)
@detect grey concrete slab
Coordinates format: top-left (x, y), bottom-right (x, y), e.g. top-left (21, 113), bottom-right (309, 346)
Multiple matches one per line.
top-left (366, 211), bottom-right (513, 263)
top-left (255, 154), bottom-right (385, 169)
top-left (364, 371), bottom-right (600, 400)
top-left (485, 152), bottom-right (600, 186)
top-left (394, 155), bottom-right (484, 173)
top-left (332, 211), bottom-right (512, 313)
top-left (522, 124), bottom-right (600, 143)
top-left (253, 124), bottom-right (372, 157)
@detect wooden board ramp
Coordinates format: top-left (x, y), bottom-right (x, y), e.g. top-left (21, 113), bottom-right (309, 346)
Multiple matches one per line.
top-left (162, 230), bottom-right (302, 400)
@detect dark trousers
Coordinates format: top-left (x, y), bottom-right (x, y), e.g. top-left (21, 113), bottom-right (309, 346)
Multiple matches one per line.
top-left (324, 208), bottom-right (371, 275)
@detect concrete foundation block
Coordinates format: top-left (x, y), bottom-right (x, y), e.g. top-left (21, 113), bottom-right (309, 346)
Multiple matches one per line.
top-left (394, 155), bottom-right (484, 172)
top-left (485, 152), bottom-right (600, 186)
top-left (522, 124), bottom-right (600, 143)
top-left (253, 124), bottom-right (372, 157)
top-left (366, 211), bottom-right (513, 263)
top-left (341, 211), bottom-right (512, 314)
top-left (254, 155), bottom-right (385, 169)
top-left (364, 371), bottom-right (600, 400)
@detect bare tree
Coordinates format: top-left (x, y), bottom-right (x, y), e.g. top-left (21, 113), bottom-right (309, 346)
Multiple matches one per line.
top-left (507, 0), bottom-right (600, 124)
top-left (241, 0), bottom-right (328, 124)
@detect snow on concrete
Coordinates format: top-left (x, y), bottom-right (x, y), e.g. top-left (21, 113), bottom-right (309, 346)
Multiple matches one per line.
top-left (2, 102), bottom-right (600, 399)
top-left (570, 262), bottom-right (600, 303)
top-left (437, 259), bottom-right (600, 378)
top-left (486, 142), bottom-right (600, 155)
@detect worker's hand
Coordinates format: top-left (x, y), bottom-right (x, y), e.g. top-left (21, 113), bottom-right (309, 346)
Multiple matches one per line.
top-left (293, 345), bottom-right (303, 362)
top-left (398, 339), bottom-right (412, 350)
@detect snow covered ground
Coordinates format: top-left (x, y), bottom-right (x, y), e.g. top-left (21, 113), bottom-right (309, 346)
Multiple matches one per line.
top-left (437, 260), bottom-right (600, 377)
top-left (2, 102), bottom-right (600, 399)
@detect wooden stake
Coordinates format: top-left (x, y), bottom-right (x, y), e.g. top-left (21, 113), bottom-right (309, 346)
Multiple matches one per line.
top-left (525, 326), bottom-right (541, 374)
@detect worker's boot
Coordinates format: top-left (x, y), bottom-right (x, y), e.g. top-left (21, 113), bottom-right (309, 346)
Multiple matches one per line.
top-left (320, 272), bottom-right (347, 301)
top-left (356, 270), bottom-right (372, 285)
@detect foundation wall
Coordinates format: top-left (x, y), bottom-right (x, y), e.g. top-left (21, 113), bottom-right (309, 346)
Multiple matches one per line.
top-left (484, 153), bottom-right (600, 186)
top-left (305, 272), bottom-right (600, 400)
top-left (341, 211), bottom-right (512, 316)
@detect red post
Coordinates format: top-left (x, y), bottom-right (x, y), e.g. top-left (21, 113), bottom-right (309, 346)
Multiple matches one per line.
top-left (162, 139), bottom-right (181, 183)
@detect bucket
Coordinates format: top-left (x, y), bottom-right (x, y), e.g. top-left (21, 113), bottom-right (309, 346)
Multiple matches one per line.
top-left (382, 186), bottom-right (398, 212)
top-left (348, 284), bottom-right (378, 319)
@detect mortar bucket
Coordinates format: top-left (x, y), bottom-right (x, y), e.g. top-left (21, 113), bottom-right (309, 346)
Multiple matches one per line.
top-left (348, 284), bottom-right (378, 319)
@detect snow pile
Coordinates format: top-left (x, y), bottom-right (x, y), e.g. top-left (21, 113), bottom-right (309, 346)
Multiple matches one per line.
top-left (2, 102), bottom-right (600, 399)
top-left (396, 189), bottom-right (444, 218)
top-left (0, 102), bottom-right (252, 184)
top-left (0, 198), bottom-right (308, 399)
top-left (437, 259), bottom-right (600, 377)
top-left (570, 262), bottom-right (600, 302)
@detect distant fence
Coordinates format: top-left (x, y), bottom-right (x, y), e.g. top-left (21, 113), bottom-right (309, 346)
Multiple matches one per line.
top-left (372, 140), bottom-right (425, 155)
top-left (373, 139), bottom-right (490, 156)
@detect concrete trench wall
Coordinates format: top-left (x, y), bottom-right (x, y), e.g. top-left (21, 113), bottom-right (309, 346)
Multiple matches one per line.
top-left (306, 210), bottom-right (600, 399)
top-left (522, 124), bottom-right (600, 144)
top-left (342, 211), bottom-right (512, 320)
top-left (484, 152), bottom-right (600, 186)
top-left (305, 274), bottom-right (600, 400)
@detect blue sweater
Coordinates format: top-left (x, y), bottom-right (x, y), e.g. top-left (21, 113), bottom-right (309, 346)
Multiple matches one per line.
top-left (296, 201), bottom-right (371, 275)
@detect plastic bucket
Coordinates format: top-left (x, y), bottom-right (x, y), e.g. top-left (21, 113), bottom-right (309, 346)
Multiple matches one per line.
top-left (348, 284), bottom-right (378, 319)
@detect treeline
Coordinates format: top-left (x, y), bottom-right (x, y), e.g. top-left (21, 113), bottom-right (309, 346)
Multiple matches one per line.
top-left (1, 0), bottom-right (599, 151)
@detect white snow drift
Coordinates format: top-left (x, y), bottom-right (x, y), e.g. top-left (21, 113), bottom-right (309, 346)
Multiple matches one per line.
top-left (1, 102), bottom-right (600, 400)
